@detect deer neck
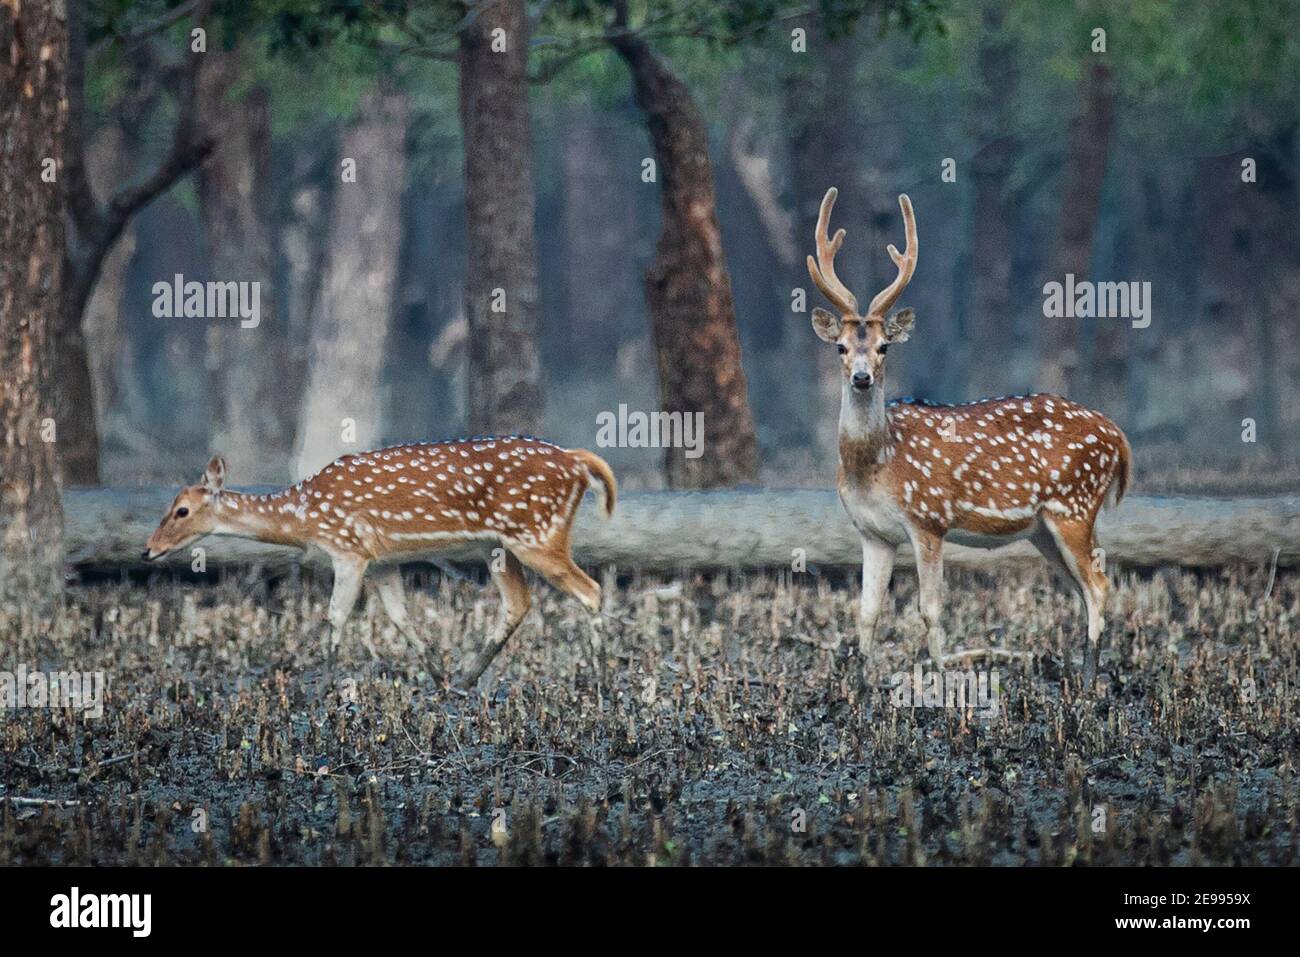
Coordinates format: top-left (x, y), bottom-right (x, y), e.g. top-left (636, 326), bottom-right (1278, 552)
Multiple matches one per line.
top-left (210, 490), bottom-right (314, 547)
top-left (838, 378), bottom-right (893, 483)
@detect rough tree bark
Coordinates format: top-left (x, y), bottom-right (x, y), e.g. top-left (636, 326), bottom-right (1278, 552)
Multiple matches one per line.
top-left (197, 50), bottom-right (293, 483)
top-left (609, 19), bottom-right (760, 488)
top-left (294, 93), bottom-right (409, 478)
top-left (0, 0), bottom-right (66, 609)
top-left (1037, 61), bottom-right (1116, 398)
top-left (459, 0), bottom-right (544, 437)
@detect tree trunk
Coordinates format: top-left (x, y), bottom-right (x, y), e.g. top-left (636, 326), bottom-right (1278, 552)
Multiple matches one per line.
top-left (1264, 128), bottom-right (1300, 458)
top-left (52, 270), bottom-right (100, 485)
top-left (965, 4), bottom-right (1017, 399)
top-left (50, 1), bottom-right (99, 486)
top-left (1037, 61), bottom-right (1116, 397)
top-left (294, 93), bottom-right (409, 477)
top-left (611, 32), bottom-right (760, 488)
top-left (459, 0), bottom-right (543, 437)
top-left (0, 0), bottom-right (65, 609)
top-left (197, 51), bottom-right (293, 483)
top-left (54, 2), bottom-right (213, 486)
top-left (279, 133), bottom-right (337, 422)
top-left (1126, 169), bottom-right (1198, 444)
top-left (969, 236), bottom-right (1024, 381)
top-left (560, 106), bottom-right (640, 370)
top-left (785, 32), bottom-right (866, 464)
top-left (82, 125), bottom-right (136, 434)
top-left (1192, 140), bottom-right (1290, 454)
top-left (1250, 126), bottom-right (1299, 458)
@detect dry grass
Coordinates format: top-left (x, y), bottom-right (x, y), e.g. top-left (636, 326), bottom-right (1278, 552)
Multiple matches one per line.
top-left (1, 561), bottom-right (1296, 865)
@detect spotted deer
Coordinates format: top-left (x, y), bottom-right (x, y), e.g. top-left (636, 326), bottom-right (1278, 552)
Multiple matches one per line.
top-left (805, 187), bottom-right (1132, 685)
top-left (143, 437), bottom-right (617, 686)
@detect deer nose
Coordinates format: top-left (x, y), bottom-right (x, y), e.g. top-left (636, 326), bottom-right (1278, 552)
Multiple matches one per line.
top-left (141, 549), bottom-right (153, 561)
top-left (851, 371), bottom-right (873, 390)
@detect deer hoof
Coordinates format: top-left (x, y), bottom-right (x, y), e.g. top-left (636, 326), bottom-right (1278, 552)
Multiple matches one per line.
top-left (1082, 643), bottom-right (1099, 690)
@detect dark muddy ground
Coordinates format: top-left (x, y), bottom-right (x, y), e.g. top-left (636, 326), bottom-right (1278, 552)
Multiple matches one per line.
top-left (1, 561), bottom-right (1295, 865)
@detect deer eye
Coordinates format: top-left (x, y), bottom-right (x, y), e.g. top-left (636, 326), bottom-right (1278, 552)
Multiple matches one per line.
top-left (837, 344), bottom-right (848, 355)
top-left (175, 507), bottom-right (189, 518)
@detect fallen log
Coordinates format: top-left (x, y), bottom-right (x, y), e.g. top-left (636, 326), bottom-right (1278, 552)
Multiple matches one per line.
top-left (64, 487), bottom-right (1300, 572)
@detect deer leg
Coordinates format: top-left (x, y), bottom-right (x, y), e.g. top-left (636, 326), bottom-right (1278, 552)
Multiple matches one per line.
top-left (372, 565), bottom-right (419, 648)
top-left (511, 545), bottom-right (600, 612)
top-left (509, 543), bottom-right (605, 682)
top-left (1081, 578), bottom-right (1106, 688)
top-left (857, 535), bottom-right (895, 657)
top-left (1030, 522), bottom-right (1078, 590)
top-left (1038, 516), bottom-right (1108, 689)
top-left (372, 565), bottom-right (440, 668)
top-left (1078, 540), bottom-right (1109, 689)
top-left (325, 553), bottom-right (369, 665)
top-left (456, 550), bottom-right (532, 690)
top-left (909, 530), bottom-right (946, 664)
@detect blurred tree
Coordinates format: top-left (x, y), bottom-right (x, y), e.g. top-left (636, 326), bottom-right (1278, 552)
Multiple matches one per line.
top-left (1169, 1), bottom-right (1300, 456)
top-left (60, 0), bottom-right (217, 484)
top-left (1053, 0), bottom-right (1300, 450)
top-left (460, 0), bottom-right (544, 436)
top-left (57, 0), bottom-right (1300, 481)
top-left (604, 0), bottom-right (759, 486)
top-left (295, 91), bottom-right (410, 475)
top-left (784, 21), bottom-right (868, 465)
top-left (1036, 58), bottom-right (1115, 397)
top-left (0, 0), bottom-right (65, 608)
top-left (82, 126), bottom-right (135, 440)
top-left (530, 0), bottom-right (945, 486)
top-left (556, 103), bottom-right (642, 374)
top-left (198, 46), bottom-right (296, 482)
top-left (265, 0), bottom-right (544, 438)
top-left (964, 0), bottom-right (1019, 399)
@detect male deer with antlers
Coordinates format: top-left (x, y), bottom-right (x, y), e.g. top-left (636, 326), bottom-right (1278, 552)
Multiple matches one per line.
top-left (142, 437), bottom-right (617, 687)
top-left (805, 187), bottom-right (1131, 686)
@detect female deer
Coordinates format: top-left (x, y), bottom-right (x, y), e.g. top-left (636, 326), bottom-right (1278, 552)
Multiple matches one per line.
top-left (143, 437), bottom-right (616, 687)
top-left (804, 187), bottom-right (1131, 686)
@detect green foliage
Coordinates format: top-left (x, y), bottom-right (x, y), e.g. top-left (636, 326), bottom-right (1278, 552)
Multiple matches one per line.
top-left (532, 0), bottom-right (949, 124)
top-left (80, 0), bottom-right (1300, 203)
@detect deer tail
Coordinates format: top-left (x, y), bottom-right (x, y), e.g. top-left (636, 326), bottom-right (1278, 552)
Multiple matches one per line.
top-left (1108, 428), bottom-right (1133, 508)
top-left (572, 449), bottom-right (617, 518)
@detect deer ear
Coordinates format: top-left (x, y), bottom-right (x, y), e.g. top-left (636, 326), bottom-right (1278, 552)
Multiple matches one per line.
top-left (812, 307), bottom-right (843, 343)
top-left (884, 307), bottom-right (914, 343)
top-left (202, 456), bottom-right (226, 493)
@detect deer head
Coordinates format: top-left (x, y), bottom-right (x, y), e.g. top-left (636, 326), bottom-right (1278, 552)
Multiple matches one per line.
top-left (142, 456), bottom-right (226, 560)
top-left (806, 187), bottom-right (917, 393)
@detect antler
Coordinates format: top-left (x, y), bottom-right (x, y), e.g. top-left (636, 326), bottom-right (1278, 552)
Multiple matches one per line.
top-left (867, 194), bottom-right (917, 318)
top-left (806, 187), bottom-right (859, 315)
